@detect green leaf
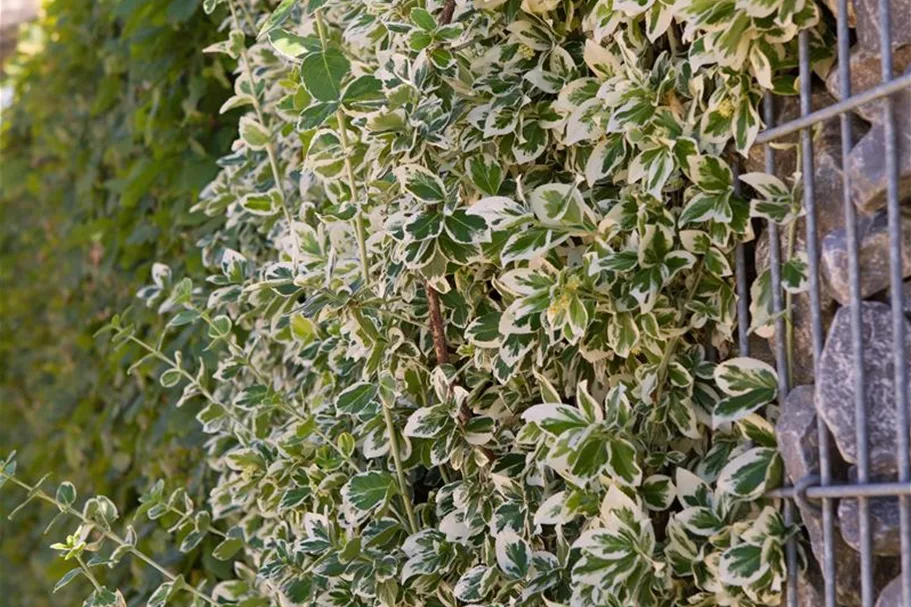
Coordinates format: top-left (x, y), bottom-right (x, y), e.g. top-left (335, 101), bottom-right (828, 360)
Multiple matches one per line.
top-left (335, 382), bottom-right (378, 416)
top-left (342, 471), bottom-right (396, 517)
top-left (641, 475), bottom-right (675, 511)
top-left (467, 155), bottom-right (504, 196)
top-left (147, 580), bottom-right (179, 607)
top-left (501, 227), bottom-right (569, 264)
top-left (160, 369), bottom-right (183, 388)
top-left (445, 209), bottom-right (490, 244)
top-left (167, 309), bottom-right (200, 328)
top-left (290, 314), bottom-right (317, 344)
top-left (454, 565), bottom-right (496, 602)
top-left (713, 389), bottom-right (776, 426)
top-left (84, 588), bottom-right (125, 607)
top-left (714, 357), bottom-right (777, 396)
top-left (607, 438), bottom-right (642, 486)
top-left (716, 447), bottom-right (782, 499)
top-left (54, 568), bottom-right (82, 593)
top-left (404, 404), bottom-right (451, 438)
top-left (521, 404), bottom-right (590, 435)
top-left (341, 76), bottom-right (384, 109)
top-left (395, 165), bottom-right (447, 203)
top-left (239, 116), bottom-right (270, 150)
top-left (410, 7), bottom-right (437, 30)
top-left (56, 482), bottom-right (76, 508)
top-left (719, 543), bottom-right (766, 586)
top-left (466, 196), bottom-right (530, 231)
top-left (301, 48), bottom-right (351, 102)
top-left (268, 30), bottom-right (320, 59)
top-left (693, 155), bottom-right (733, 192)
top-left (679, 191), bottom-right (732, 226)
top-left (675, 506), bottom-right (725, 536)
top-left (781, 252), bottom-right (809, 293)
top-left (528, 183), bottom-right (589, 228)
top-left (258, 0), bottom-right (298, 38)
top-left (297, 101), bottom-right (339, 130)
top-left (212, 537), bottom-right (244, 560)
top-left (495, 530), bottom-right (531, 579)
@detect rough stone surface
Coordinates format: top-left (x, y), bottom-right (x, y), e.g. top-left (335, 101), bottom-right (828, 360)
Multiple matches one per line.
top-left (774, 385), bottom-right (887, 607)
top-left (820, 209), bottom-right (911, 305)
top-left (839, 489), bottom-right (902, 555)
top-left (875, 575), bottom-right (907, 607)
top-left (778, 385), bottom-right (823, 481)
top-left (818, 0), bottom-right (857, 26)
top-left (755, 229), bottom-right (837, 385)
top-left (743, 89), bottom-right (863, 180)
top-left (813, 143), bottom-right (856, 237)
top-left (905, 280), bottom-right (911, 317)
top-left (825, 46), bottom-right (911, 123)
top-left (854, 0), bottom-right (911, 53)
top-left (817, 302), bottom-right (911, 474)
top-left (781, 572), bottom-right (826, 607)
top-left (847, 77), bottom-right (911, 212)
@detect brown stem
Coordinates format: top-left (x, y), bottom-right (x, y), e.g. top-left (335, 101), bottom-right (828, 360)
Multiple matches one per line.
top-left (426, 282), bottom-right (450, 366)
top-left (439, 0), bottom-right (456, 25)
top-left (425, 282), bottom-right (479, 430)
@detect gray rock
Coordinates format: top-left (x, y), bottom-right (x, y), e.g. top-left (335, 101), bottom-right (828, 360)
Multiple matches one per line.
top-left (854, 0), bottom-right (911, 54)
top-left (774, 385), bottom-right (879, 607)
top-left (847, 77), bottom-right (911, 212)
top-left (818, 0), bottom-right (857, 26)
top-left (781, 572), bottom-right (825, 607)
top-left (875, 575), bottom-right (908, 607)
top-left (905, 280), bottom-right (911, 317)
top-left (838, 491), bottom-right (902, 555)
top-left (816, 302), bottom-right (911, 474)
top-left (825, 46), bottom-right (911, 123)
top-left (778, 385), bottom-right (823, 481)
top-left (744, 90), bottom-right (862, 184)
top-left (820, 209), bottom-right (911, 306)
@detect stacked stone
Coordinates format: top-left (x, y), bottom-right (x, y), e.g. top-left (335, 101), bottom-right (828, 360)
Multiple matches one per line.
top-left (749, 1), bottom-right (911, 605)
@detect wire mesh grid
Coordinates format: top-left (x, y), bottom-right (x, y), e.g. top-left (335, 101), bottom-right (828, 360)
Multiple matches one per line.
top-left (747, 1), bottom-right (911, 605)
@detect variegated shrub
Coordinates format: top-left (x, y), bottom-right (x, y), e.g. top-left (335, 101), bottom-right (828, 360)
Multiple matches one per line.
top-left (1, 0), bottom-right (832, 606)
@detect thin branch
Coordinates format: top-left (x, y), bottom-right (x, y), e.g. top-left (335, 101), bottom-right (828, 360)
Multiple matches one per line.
top-left (0, 472), bottom-right (217, 606)
top-left (426, 283), bottom-right (450, 367)
top-left (439, 0), bottom-right (456, 25)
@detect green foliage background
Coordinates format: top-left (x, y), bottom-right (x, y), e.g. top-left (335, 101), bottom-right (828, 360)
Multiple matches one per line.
top-left (0, 1), bottom-right (234, 604)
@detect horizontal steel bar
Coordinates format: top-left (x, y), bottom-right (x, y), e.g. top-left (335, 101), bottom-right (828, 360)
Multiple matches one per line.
top-left (755, 72), bottom-right (911, 144)
top-left (769, 481), bottom-right (911, 500)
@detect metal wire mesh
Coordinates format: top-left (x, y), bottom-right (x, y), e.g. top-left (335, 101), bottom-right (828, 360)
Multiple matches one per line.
top-left (750, 1), bottom-right (911, 605)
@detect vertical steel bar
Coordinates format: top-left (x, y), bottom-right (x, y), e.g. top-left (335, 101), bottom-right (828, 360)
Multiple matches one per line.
top-left (762, 91), bottom-right (796, 607)
top-left (797, 31), bottom-right (837, 607)
top-left (783, 498), bottom-right (798, 607)
top-left (876, 0), bottom-right (911, 604)
top-left (762, 93), bottom-right (791, 398)
top-left (733, 162), bottom-right (750, 357)
top-left (835, 0), bottom-right (874, 604)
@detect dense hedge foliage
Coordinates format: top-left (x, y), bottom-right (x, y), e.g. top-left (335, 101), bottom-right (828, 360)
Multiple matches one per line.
top-left (1, 0), bottom-right (835, 606)
top-left (0, 2), bottom-right (234, 604)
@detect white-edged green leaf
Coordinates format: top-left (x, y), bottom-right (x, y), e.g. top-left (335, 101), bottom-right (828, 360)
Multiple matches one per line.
top-left (342, 471), bottom-right (396, 516)
top-left (716, 447), bottom-right (782, 499)
top-left (521, 404), bottom-right (590, 435)
top-left (239, 116), bottom-right (270, 150)
top-left (495, 530), bottom-right (531, 579)
top-left (395, 165), bottom-right (447, 203)
top-left (641, 475), bottom-right (675, 511)
top-left (454, 565), bottom-right (496, 602)
top-left (301, 47), bottom-right (351, 102)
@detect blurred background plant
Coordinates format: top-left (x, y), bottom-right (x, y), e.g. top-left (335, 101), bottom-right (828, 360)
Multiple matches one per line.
top-left (0, 1), bottom-right (236, 604)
